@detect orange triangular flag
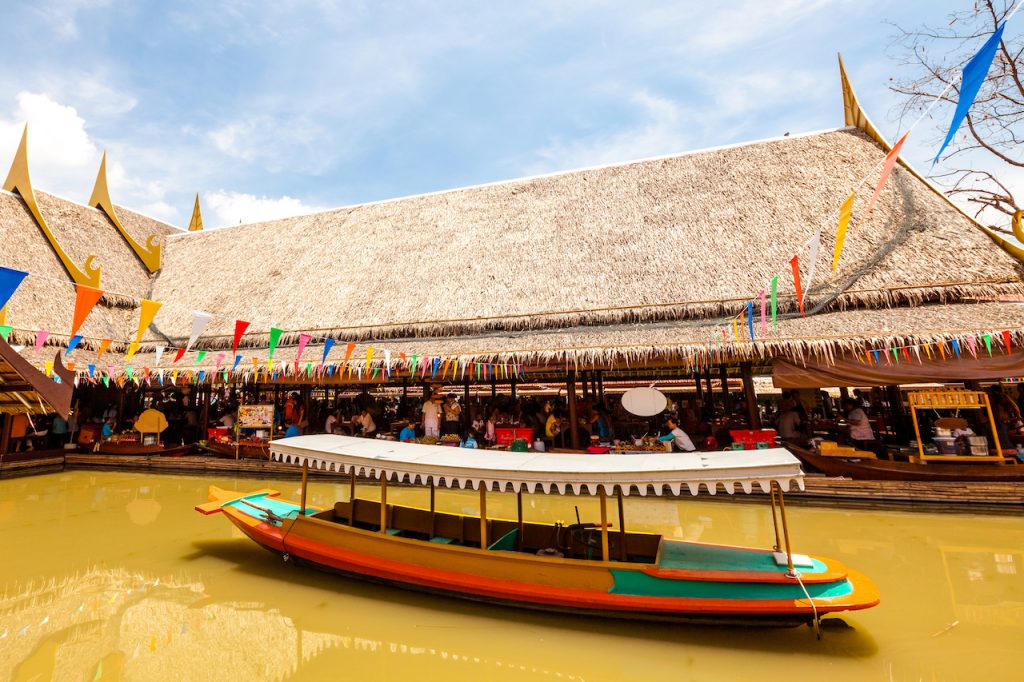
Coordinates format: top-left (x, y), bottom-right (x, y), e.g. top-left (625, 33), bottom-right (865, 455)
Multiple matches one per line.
top-left (97, 338), bottom-right (111, 359)
top-left (71, 285), bottom-right (104, 337)
top-left (857, 133), bottom-right (909, 229)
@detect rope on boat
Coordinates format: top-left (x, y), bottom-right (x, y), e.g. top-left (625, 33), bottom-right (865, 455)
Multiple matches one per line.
top-left (791, 571), bottom-right (822, 639)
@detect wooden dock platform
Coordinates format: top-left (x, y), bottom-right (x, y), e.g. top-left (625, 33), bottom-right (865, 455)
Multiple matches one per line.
top-left (2, 452), bottom-right (1020, 512)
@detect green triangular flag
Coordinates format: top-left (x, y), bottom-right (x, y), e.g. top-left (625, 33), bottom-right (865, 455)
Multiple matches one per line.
top-left (770, 276), bottom-right (779, 330)
top-left (306, 361), bottom-right (313, 377)
top-left (102, 376), bottom-right (109, 387)
top-left (891, 348), bottom-right (899, 364)
top-left (0, 325), bottom-right (11, 341)
top-left (410, 353), bottom-right (418, 375)
top-left (195, 350), bottom-right (206, 364)
top-left (268, 327), bottom-right (283, 359)
top-left (371, 368), bottom-right (379, 380)
top-left (984, 333), bottom-right (993, 356)
top-left (125, 366), bottom-right (134, 379)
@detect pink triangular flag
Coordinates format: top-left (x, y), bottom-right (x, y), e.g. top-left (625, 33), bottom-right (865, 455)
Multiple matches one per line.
top-left (759, 289), bottom-right (767, 335)
top-left (296, 333), bottom-right (311, 362)
top-left (34, 330), bottom-right (50, 352)
top-left (858, 132), bottom-right (909, 229)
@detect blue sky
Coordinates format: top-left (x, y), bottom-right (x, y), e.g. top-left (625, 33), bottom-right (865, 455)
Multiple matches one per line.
top-left (0, 1), bottom-right (998, 228)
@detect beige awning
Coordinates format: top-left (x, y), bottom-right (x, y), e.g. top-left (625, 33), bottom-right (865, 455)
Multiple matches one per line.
top-left (269, 435), bottom-right (804, 496)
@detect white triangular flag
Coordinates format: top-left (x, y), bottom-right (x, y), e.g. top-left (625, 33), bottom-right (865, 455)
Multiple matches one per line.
top-left (184, 311), bottom-right (213, 353)
top-left (154, 346), bottom-right (165, 366)
top-left (803, 230), bottom-right (822, 301)
top-left (384, 350), bottom-right (392, 376)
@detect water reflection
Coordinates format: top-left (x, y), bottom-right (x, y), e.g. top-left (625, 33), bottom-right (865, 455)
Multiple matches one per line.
top-left (0, 472), bottom-right (1021, 681)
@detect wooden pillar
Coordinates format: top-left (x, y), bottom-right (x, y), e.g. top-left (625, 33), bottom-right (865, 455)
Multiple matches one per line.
top-left (599, 489), bottom-right (609, 562)
top-left (616, 491), bottom-right (627, 561)
top-left (839, 386), bottom-right (850, 401)
top-left (299, 460), bottom-right (309, 516)
top-left (490, 373), bottom-right (497, 399)
top-left (693, 369), bottom-right (704, 413)
top-left (740, 362), bottom-right (761, 429)
top-left (718, 365), bottom-right (730, 415)
top-left (516, 491), bottom-right (524, 551)
top-left (597, 370), bottom-right (605, 405)
top-left (885, 385), bottom-right (908, 441)
top-left (0, 414), bottom-right (12, 456)
top-left (510, 373), bottom-right (517, 401)
top-left (581, 372), bottom-right (589, 399)
top-left (379, 473), bottom-right (388, 534)
top-left (567, 369), bottom-right (580, 450)
top-left (479, 484), bottom-right (488, 549)
top-left (463, 375), bottom-right (471, 427)
top-left (703, 366), bottom-right (714, 418)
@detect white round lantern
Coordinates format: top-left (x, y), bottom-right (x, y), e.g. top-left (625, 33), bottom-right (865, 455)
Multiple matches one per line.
top-left (621, 387), bottom-right (668, 417)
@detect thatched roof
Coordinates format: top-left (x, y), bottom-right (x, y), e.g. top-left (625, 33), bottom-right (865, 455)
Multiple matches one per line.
top-left (147, 128), bottom-right (1024, 353)
top-left (0, 188), bottom-right (178, 349)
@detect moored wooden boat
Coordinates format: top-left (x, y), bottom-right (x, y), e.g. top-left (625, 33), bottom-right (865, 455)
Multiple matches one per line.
top-left (788, 444), bottom-right (1024, 482)
top-left (197, 435), bottom-right (879, 627)
top-left (95, 442), bottom-right (194, 457)
top-left (201, 439), bottom-right (270, 460)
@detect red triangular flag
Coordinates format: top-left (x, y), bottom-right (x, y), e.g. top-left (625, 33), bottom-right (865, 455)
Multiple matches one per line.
top-left (173, 347), bottom-right (186, 363)
top-left (1003, 330), bottom-right (1013, 353)
top-left (71, 285), bottom-right (104, 337)
top-left (789, 255), bottom-right (805, 316)
top-left (232, 320), bottom-right (250, 355)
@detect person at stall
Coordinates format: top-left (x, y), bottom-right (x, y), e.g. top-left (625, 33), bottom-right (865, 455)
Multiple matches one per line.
top-left (545, 409), bottom-right (562, 448)
top-left (842, 398), bottom-right (877, 452)
top-left (324, 409), bottom-right (338, 434)
top-left (357, 409), bottom-right (377, 438)
top-left (284, 419), bottom-right (301, 438)
top-left (399, 420), bottom-right (417, 443)
top-left (776, 403), bottom-right (803, 442)
top-left (422, 394), bottom-right (442, 437)
top-left (658, 417), bottom-right (696, 452)
top-left (461, 430), bottom-right (479, 449)
top-left (443, 395), bottom-right (462, 435)
top-left (50, 414), bottom-right (68, 449)
top-left (101, 417), bottom-right (115, 441)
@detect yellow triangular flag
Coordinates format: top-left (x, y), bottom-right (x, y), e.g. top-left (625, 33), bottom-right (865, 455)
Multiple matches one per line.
top-left (134, 299), bottom-right (162, 345)
top-left (832, 192), bottom-right (856, 272)
top-left (125, 341), bottom-right (139, 362)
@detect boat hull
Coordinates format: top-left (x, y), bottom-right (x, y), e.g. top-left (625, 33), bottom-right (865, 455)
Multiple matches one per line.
top-left (95, 443), bottom-right (194, 457)
top-left (788, 444), bottom-right (1024, 482)
top-left (200, 487), bottom-right (879, 625)
top-left (202, 440), bottom-right (269, 460)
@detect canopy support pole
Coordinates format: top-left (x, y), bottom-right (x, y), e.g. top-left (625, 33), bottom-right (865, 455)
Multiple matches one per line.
top-left (617, 490), bottom-right (627, 561)
top-left (348, 467), bottom-right (356, 526)
top-left (516, 490), bottom-right (524, 551)
top-left (567, 370), bottom-right (579, 450)
top-left (740, 361), bottom-right (761, 429)
top-left (776, 482), bottom-right (795, 574)
top-left (479, 484), bottom-right (488, 549)
top-left (429, 482), bottom-right (436, 513)
top-left (768, 483), bottom-right (782, 552)
top-left (299, 460), bottom-right (308, 516)
top-left (379, 473), bottom-right (388, 534)
top-left (599, 489), bottom-right (610, 562)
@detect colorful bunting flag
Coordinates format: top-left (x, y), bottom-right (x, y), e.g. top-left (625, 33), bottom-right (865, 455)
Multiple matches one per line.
top-left (0, 267), bottom-right (28, 312)
top-left (789, 255), bottom-right (805, 316)
top-left (232, 320), bottom-right (250, 355)
top-left (133, 299), bottom-right (162, 345)
top-left (71, 285), bottom-right (104, 338)
top-left (859, 133), bottom-right (909, 227)
top-left (233, 355), bottom-right (242, 371)
top-left (759, 289), bottom-right (767, 336)
top-left (66, 334), bottom-right (83, 355)
top-left (154, 346), bottom-right (165, 366)
top-left (746, 302), bottom-right (754, 341)
top-left (934, 23), bottom-right (1006, 165)
top-left (97, 338), bottom-right (111, 359)
top-left (173, 347), bottom-right (186, 363)
top-left (1003, 330), bottom-right (1013, 353)
top-left (832, 192), bottom-right (856, 272)
top-left (184, 311), bottom-right (213, 353)
top-left (0, 325), bottom-right (11, 341)
top-left (341, 342), bottom-right (355, 368)
top-left (770, 276), bottom-right (778, 330)
top-left (322, 338), bottom-right (336, 365)
top-left (267, 328), bottom-right (283, 359)
top-left (297, 333), bottom-right (311, 362)
top-left (983, 333), bottom-right (992, 356)
top-left (34, 330), bottom-right (50, 353)
top-left (125, 341), bottom-right (139, 362)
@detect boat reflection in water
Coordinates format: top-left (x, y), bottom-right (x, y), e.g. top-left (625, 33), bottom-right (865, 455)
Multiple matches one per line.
top-left (0, 471), bottom-right (1022, 681)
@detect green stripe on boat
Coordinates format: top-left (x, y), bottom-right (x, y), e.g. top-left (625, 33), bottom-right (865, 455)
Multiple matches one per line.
top-left (658, 541), bottom-right (827, 574)
top-left (609, 570), bottom-right (854, 600)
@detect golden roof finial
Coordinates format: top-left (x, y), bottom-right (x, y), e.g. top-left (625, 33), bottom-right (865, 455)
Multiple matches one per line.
top-left (188, 193), bottom-right (204, 231)
top-left (4, 124), bottom-right (101, 287)
top-left (89, 151), bottom-right (161, 272)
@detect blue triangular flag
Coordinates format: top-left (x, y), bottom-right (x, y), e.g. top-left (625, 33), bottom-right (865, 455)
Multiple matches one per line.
top-left (934, 23), bottom-right (1005, 164)
top-left (65, 334), bottom-right (83, 355)
top-left (232, 354), bottom-right (242, 371)
top-left (746, 302), bottom-right (754, 340)
top-left (322, 338), bottom-right (336, 365)
top-left (88, 363), bottom-right (95, 378)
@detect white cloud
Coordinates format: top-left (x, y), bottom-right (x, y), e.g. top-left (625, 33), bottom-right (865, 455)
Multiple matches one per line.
top-left (205, 189), bottom-right (325, 227)
top-left (526, 90), bottom-right (691, 174)
top-left (0, 92), bottom-right (100, 199)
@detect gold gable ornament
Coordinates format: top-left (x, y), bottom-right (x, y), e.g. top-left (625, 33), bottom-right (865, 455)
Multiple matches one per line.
top-left (3, 124), bottom-right (102, 287)
top-left (188, 193), bottom-right (204, 231)
top-left (89, 151), bottom-right (161, 272)
top-left (838, 54), bottom-right (1024, 263)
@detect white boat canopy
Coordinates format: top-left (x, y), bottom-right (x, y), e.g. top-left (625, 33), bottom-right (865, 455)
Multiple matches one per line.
top-left (270, 435), bottom-right (805, 497)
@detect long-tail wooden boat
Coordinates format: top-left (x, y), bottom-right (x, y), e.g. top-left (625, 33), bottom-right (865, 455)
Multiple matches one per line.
top-left (787, 443), bottom-right (1024, 482)
top-left (197, 435), bottom-right (879, 627)
top-left (201, 439), bottom-right (270, 460)
top-left (95, 442), bottom-right (194, 457)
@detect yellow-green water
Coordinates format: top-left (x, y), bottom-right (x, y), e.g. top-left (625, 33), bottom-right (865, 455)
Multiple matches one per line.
top-left (1, 471), bottom-right (1022, 681)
